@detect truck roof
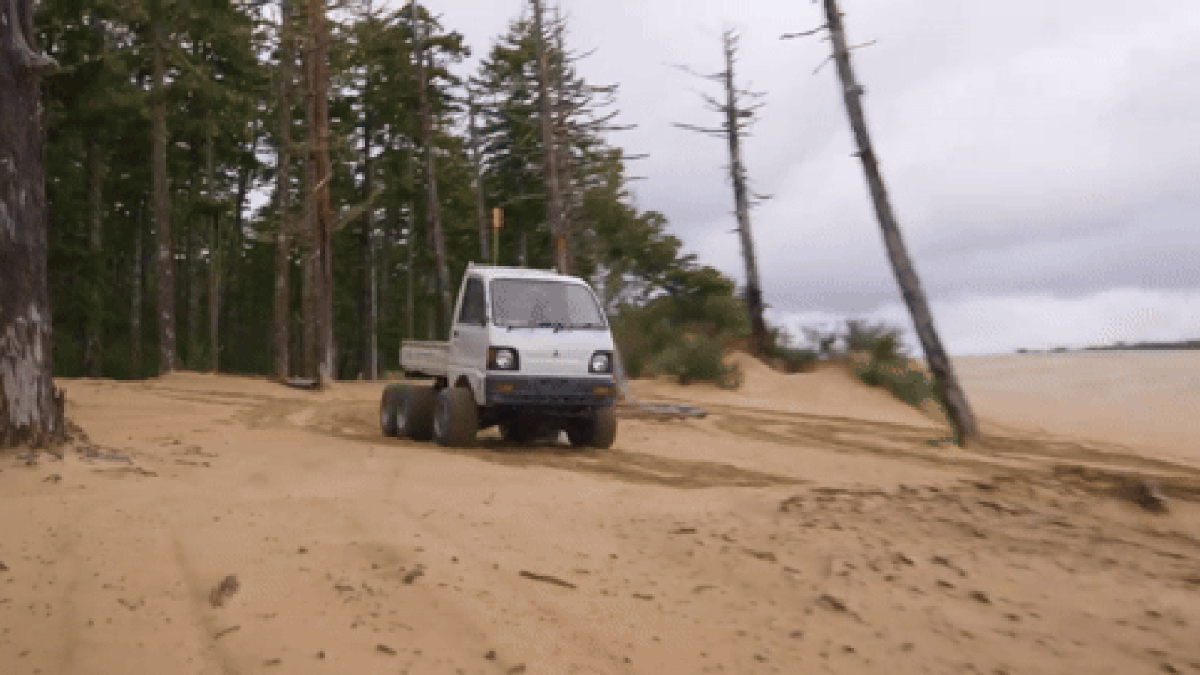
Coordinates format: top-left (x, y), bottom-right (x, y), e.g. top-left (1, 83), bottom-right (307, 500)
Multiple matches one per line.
top-left (465, 263), bottom-right (588, 285)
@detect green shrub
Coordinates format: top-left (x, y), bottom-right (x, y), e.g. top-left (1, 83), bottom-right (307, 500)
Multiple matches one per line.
top-left (773, 345), bottom-right (820, 373)
top-left (653, 333), bottom-right (739, 386)
top-left (763, 322), bottom-right (820, 373)
top-left (844, 321), bottom-right (940, 409)
top-left (611, 285), bottom-right (749, 387)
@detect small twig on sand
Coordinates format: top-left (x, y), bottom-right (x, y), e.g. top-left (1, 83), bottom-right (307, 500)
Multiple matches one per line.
top-left (519, 570), bottom-right (576, 589)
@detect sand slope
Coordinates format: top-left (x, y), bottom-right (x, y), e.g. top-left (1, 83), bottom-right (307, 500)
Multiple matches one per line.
top-left (1, 357), bottom-right (1198, 675)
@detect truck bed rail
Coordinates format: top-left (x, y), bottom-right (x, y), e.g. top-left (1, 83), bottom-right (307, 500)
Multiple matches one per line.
top-left (400, 341), bottom-right (450, 378)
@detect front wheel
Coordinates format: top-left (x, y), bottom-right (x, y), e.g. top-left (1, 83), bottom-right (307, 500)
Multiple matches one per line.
top-left (566, 406), bottom-right (617, 449)
top-left (433, 387), bottom-right (479, 448)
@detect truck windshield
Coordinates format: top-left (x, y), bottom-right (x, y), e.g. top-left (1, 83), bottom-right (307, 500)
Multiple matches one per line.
top-left (491, 279), bottom-right (607, 329)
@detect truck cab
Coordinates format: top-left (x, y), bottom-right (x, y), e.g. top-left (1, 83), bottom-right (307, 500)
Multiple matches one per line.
top-left (382, 264), bottom-right (618, 449)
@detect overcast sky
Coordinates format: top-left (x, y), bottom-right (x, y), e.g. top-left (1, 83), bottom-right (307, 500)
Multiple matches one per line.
top-left (417, 0), bottom-right (1200, 355)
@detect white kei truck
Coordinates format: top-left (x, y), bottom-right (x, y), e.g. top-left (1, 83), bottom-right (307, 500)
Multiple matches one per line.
top-left (380, 263), bottom-right (619, 449)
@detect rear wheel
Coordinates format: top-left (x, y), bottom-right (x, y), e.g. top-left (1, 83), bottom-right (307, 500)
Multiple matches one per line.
top-left (433, 387), bottom-right (478, 448)
top-left (397, 386), bottom-right (436, 441)
top-left (380, 385), bottom-right (402, 437)
top-left (566, 406), bottom-right (617, 449)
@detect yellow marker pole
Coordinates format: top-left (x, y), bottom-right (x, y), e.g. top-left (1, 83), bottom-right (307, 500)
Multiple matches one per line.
top-left (491, 207), bottom-right (503, 265)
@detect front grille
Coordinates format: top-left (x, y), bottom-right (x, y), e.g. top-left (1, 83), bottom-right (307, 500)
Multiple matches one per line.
top-left (486, 376), bottom-right (614, 407)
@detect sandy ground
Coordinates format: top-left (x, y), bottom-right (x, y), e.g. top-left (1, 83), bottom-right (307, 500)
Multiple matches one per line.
top-left (2, 352), bottom-right (1199, 675)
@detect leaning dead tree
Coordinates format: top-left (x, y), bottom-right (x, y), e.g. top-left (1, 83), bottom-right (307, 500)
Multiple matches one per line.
top-left (788, 1), bottom-right (979, 445)
top-left (1, 0), bottom-right (63, 446)
top-left (675, 31), bottom-right (771, 358)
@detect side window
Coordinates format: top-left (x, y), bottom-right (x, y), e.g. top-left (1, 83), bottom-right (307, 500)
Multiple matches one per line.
top-left (457, 277), bottom-right (486, 325)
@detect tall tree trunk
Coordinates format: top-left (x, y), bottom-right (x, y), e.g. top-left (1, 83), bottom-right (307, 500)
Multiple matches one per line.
top-left (1, 0), bottom-right (62, 447)
top-left (531, 0), bottom-right (567, 273)
top-left (406, 210), bottom-right (415, 341)
top-left (822, 0), bottom-right (979, 445)
top-left (230, 147), bottom-right (251, 373)
top-left (307, 0), bottom-right (335, 386)
top-left (84, 135), bottom-right (105, 377)
top-left (359, 112), bottom-right (376, 379)
top-left (467, 91), bottom-right (489, 263)
top-left (151, 18), bottom-right (176, 374)
top-left (205, 132), bottom-right (218, 373)
top-left (186, 207), bottom-right (201, 367)
top-left (208, 217), bottom-right (219, 373)
top-left (720, 34), bottom-right (770, 359)
top-left (301, 36), bottom-right (317, 379)
top-left (131, 208), bottom-right (143, 376)
top-left (411, 8), bottom-right (452, 338)
top-left (273, 0), bottom-right (294, 381)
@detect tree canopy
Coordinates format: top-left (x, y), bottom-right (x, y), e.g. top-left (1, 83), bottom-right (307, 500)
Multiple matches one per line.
top-left (36, 0), bottom-right (739, 380)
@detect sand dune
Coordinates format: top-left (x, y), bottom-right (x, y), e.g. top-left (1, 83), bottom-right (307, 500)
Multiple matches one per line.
top-left (2, 354), bottom-right (1198, 674)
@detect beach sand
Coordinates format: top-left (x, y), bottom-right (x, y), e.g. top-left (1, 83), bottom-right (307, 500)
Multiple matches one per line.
top-left (2, 352), bottom-right (1198, 674)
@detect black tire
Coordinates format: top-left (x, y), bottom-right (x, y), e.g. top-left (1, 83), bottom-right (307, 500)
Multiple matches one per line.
top-left (380, 384), bottom-right (403, 437)
top-left (397, 386), bottom-right (436, 441)
top-left (433, 387), bottom-right (478, 448)
top-left (566, 406), bottom-right (618, 449)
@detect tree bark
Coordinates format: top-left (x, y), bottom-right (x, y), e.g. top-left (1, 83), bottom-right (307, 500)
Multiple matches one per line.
top-left (467, 92), bottom-right (489, 263)
top-left (1, 0), bottom-right (63, 447)
top-left (151, 17), bottom-right (177, 374)
top-left (300, 31), bottom-right (317, 379)
top-left (205, 132), bottom-right (218, 373)
top-left (359, 111), bottom-right (376, 379)
top-left (273, 0), bottom-right (293, 381)
top-left (307, 0), bottom-right (335, 386)
top-left (532, 0), bottom-right (568, 274)
top-left (84, 135), bottom-right (105, 377)
top-left (821, 0), bottom-right (979, 445)
top-left (186, 200), bottom-right (201, 366)
top-left (412, 8), bottom-right (452, 338)
top-left (131, 208), bottom-right (143, 376)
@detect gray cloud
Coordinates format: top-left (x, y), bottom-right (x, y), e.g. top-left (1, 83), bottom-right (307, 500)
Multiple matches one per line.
top-left (424, 0), bottom-right (1200, 352)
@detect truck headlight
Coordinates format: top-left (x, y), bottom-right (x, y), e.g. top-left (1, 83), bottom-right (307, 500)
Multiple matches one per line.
top-left (589, 351), bottom-right (613, 373)
top-left (488, 347), bottom-right (519, 371)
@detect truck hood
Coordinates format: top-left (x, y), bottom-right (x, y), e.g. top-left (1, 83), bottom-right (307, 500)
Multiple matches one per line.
top-left (489, 326), bottom-right (616, 378)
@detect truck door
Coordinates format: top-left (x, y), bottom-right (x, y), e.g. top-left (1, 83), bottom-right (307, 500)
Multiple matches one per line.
top-left (450, 276), bottom-right (489, 377)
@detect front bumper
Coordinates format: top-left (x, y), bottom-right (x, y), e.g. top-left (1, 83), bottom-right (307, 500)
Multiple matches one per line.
top-left (485, 375), bottom-right (617, 407)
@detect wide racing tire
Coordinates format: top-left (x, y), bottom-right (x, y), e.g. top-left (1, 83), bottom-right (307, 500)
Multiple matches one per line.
top-left (566, 406), bottom-right (617, 450)
top-left (398, 386), bottom-right (437, 441)
top-left (433, 387), bottom-right (478, 448)
top-left (380, 384), bottom-right (403, 437)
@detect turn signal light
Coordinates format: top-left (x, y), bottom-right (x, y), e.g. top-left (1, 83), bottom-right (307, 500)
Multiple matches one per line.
top-left (592, 385), bottom-right (613, 396)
